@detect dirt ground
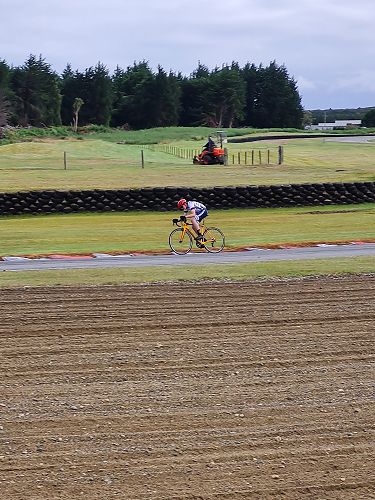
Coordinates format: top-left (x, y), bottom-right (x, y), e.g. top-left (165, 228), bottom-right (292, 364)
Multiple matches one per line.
top-left (0, 275), bottom-right (374, 499)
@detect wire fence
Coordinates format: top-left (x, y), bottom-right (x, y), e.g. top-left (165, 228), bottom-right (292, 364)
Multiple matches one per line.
top-left (0, 145), bottom-right (284, 171)
top-left (142, 144), bottom-right (284, 165)
top-left (141, 143), bottom-right (201, 160)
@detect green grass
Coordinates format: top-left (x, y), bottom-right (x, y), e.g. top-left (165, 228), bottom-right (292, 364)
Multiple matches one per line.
top-left (1, 257), bottom-right (374, 288)
top-left (1, 127), bottom-right (375, 288)
top-left (1, 205), bottom-right (374, 257)
top-left (0, 125), bottom-right (313, 145)
top-left (0, 128), bottom-right (375, 192)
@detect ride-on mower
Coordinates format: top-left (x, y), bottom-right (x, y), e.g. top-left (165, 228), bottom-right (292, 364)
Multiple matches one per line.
top-left (193, 133), bottom-right (226, 165)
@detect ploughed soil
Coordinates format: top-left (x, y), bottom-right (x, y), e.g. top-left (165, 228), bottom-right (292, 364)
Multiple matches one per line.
top-left (0, 275), bottom-right (374, 499)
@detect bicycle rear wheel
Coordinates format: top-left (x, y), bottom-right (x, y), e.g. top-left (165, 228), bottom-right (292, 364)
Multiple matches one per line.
top-left (169, 228), bottom-right (193, 255)
top-left (202, 227), bottom-right (225, 253)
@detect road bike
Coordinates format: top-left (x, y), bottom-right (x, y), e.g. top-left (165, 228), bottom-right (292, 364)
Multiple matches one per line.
top-left (169, 216), bottom-right (225, 255)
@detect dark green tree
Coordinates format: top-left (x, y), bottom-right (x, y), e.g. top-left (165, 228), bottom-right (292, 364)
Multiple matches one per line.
top-left (302, 110), bottom-right (313, 128)
top-left (202, 63), bottom-right (246, 127)
top-left (0, 60), bottom-right (13, 126)
top-left (80, 63), bottom-right (112, 126)
top-left (145, 66), bottom-right (181, 127)
top-left (180, 63), bottom-right (245, 128)
top-left (60, 64), bottom-right (80, 126)
top-left (241, 62), bottom-right (258, 126)
top-left (362, 108), bottom-right (375, 127)
top-left (251, 61), bottom-right (303, 128)
top-left (111, 61), bottom-right (154, 128)
top-left (179, 76), bottom-right (207, 126)
top-left (61, 63), bottom-right (112, 126)
top-left (10, 55), bottom-right (61, 126)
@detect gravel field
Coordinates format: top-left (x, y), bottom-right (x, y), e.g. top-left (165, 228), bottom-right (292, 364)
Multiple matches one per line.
top-left (1, 275), bottom-right (374, 499)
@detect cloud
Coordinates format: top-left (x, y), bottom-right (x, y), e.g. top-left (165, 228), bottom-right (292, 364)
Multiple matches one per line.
top-left (334, 71), bottom-right (375, 93)
top-left (1, 0), bottom-right (375, 108)
top-left (296, 77), bottom-right (317, 91)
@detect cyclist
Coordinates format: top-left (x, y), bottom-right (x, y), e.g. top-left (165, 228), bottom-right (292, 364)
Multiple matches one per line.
top-left (177, 198), bottom-right (208, 240)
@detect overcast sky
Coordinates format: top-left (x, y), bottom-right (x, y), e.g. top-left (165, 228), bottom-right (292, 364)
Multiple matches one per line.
top-left (2, 0), bottom-right (375, 110)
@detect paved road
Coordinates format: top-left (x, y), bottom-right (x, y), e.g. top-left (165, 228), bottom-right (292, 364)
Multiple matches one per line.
top-left (325, 135), bottom-right (375, 143)
top-left (1, 244), bottom-right (375, 272)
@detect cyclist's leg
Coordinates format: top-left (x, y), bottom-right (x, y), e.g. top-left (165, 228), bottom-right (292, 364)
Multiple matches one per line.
top-left (191, 216), bottom-right (200, 234)
top-left (195, 210), bottom-right (208, 238)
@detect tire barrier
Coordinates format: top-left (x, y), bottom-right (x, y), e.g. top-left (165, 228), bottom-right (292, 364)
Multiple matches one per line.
top-left (0, 182), bottom-right (374, 216)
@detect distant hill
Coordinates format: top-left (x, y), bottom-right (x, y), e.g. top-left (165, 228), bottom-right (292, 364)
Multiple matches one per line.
top-left (309, 107), bottom-right (375, 124)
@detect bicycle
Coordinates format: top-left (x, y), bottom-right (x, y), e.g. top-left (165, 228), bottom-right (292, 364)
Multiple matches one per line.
top-left (169, 216), bottom-right (225, 255)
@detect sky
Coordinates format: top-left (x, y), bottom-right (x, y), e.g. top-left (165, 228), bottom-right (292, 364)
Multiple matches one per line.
top-left (2, 0), bottom-right (375, 110)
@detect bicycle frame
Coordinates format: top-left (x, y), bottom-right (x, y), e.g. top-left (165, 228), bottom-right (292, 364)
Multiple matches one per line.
top-left (172, 217), bottom-right (206, 243)
top-left (170, 216), bottom-right (225, 254)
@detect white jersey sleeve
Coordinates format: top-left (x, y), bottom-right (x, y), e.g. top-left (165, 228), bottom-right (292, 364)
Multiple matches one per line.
top-left (187, 201), bottom-right (206, 214)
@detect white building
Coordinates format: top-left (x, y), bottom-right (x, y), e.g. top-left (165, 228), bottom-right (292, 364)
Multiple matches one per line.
top-left (306, 119), bottom-right (361, 130)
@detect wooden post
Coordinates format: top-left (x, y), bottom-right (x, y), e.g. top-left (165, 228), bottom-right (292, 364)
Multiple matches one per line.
top-left (238, 152), bottom-right (241, 164)
top-left (245, 151), bottom-right (248, 165)
top-left (64, 151), bottom-right (67, 170)
top-left (259, 150), bottom-right (262, 164)
top-left (267, 149), bottom-right (270, 164)
top-left (278, 145), bottom-right (284, 165)
top-left (141, 150), bottom-right (144, 168)
top-left (251, 150), bottom-right (254, 165)
top-left (224, 147), bottom-right (228, 165)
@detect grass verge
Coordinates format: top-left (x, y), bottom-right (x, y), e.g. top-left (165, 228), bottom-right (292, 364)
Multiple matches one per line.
top-left (1, 256), bottom-right (374, 288)
top-left (1, 205), bottom-right (374, 257)
top-left (0, 132), bottom-right (375, 192)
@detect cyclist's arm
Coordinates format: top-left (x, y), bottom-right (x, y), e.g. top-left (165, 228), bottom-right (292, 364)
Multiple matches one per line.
top-left (185, 208), bottom-right (196, 219)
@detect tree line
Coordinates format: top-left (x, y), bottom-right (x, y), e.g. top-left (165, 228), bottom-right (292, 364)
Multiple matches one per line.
top-left (0, 55), bottom-right (304, 130)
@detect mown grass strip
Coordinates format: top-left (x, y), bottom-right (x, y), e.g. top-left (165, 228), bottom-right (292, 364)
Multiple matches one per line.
top-left (1, 256), bottom-right (374, 288)
top-left (1, 205), bottom-right (374, 257)
top-left (1, 133), bottom-right (375, 192)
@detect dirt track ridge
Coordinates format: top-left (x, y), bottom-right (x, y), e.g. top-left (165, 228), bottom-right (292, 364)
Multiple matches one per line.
top-left (0, 275), bottom-right (374, 499)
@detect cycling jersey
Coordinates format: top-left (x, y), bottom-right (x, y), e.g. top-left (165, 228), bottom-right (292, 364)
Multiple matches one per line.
top-left (186, 201), bottom-right (208, 222)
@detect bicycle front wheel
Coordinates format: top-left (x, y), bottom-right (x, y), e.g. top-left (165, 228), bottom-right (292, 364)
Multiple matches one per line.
top-left (169, 228), bottom-right (193, 255)
top-left (202, 227), bottom-right (225, 253)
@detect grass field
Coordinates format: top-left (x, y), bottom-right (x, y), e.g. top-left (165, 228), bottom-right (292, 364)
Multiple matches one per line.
top-left (1, 127), bottom-right (374, 286)
top-left (1, 204), bottom-right (374, 257)
top-left (0, 129), bottom-right (374, 192)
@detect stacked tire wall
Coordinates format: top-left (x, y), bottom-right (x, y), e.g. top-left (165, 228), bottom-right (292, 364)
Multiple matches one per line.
top-left (0, 182), bottom-right (374, 216)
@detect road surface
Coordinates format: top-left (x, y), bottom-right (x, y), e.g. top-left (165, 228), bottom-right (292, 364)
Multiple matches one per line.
top-left (1, 243), bottom-right (375, 272)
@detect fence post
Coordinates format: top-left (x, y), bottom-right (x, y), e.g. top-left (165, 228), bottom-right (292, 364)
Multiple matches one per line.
top-left (278, 145), bottom-right (284, 165)
top-left (224, 148), bottom-right (228, 165)
top-left (251, 150), bottom-right (254, 165)
top-left (259, 150), bottom-right (262, 164)
top-left (267, 149), bottom-right (270, 165)
top-left (141, 150), bottom-right (144, 168)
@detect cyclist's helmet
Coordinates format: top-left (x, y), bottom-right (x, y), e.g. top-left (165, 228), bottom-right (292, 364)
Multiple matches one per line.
top-left (177, 198), bottom-right (187, 210)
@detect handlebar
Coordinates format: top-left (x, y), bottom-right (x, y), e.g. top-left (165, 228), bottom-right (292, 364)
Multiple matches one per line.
top-left (172, 215), bottom-right (187, 226)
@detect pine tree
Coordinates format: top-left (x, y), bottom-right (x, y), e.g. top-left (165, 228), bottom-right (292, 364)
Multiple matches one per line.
top-left (203, 64), bottom-right (245, 127)
top-left (252, 61), bottom-right (303, 128)
top-left (11, 55), bottom-right (61, 126)
top-left (111, 61), bottom-right (154, 129)
top-left (0, 60), bottom-right (13, 127)
top-left (241, 62), bottom-right (258, 126)
top-left (362, 108), bottom-right (375, 127)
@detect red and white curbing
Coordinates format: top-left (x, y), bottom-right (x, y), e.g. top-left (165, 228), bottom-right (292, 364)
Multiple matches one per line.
top-left (0, 241), bottom-right (370, 262)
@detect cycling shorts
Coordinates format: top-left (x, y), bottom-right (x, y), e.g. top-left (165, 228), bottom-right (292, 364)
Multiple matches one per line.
top-left (195, 209), bottom-right (208, 222)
